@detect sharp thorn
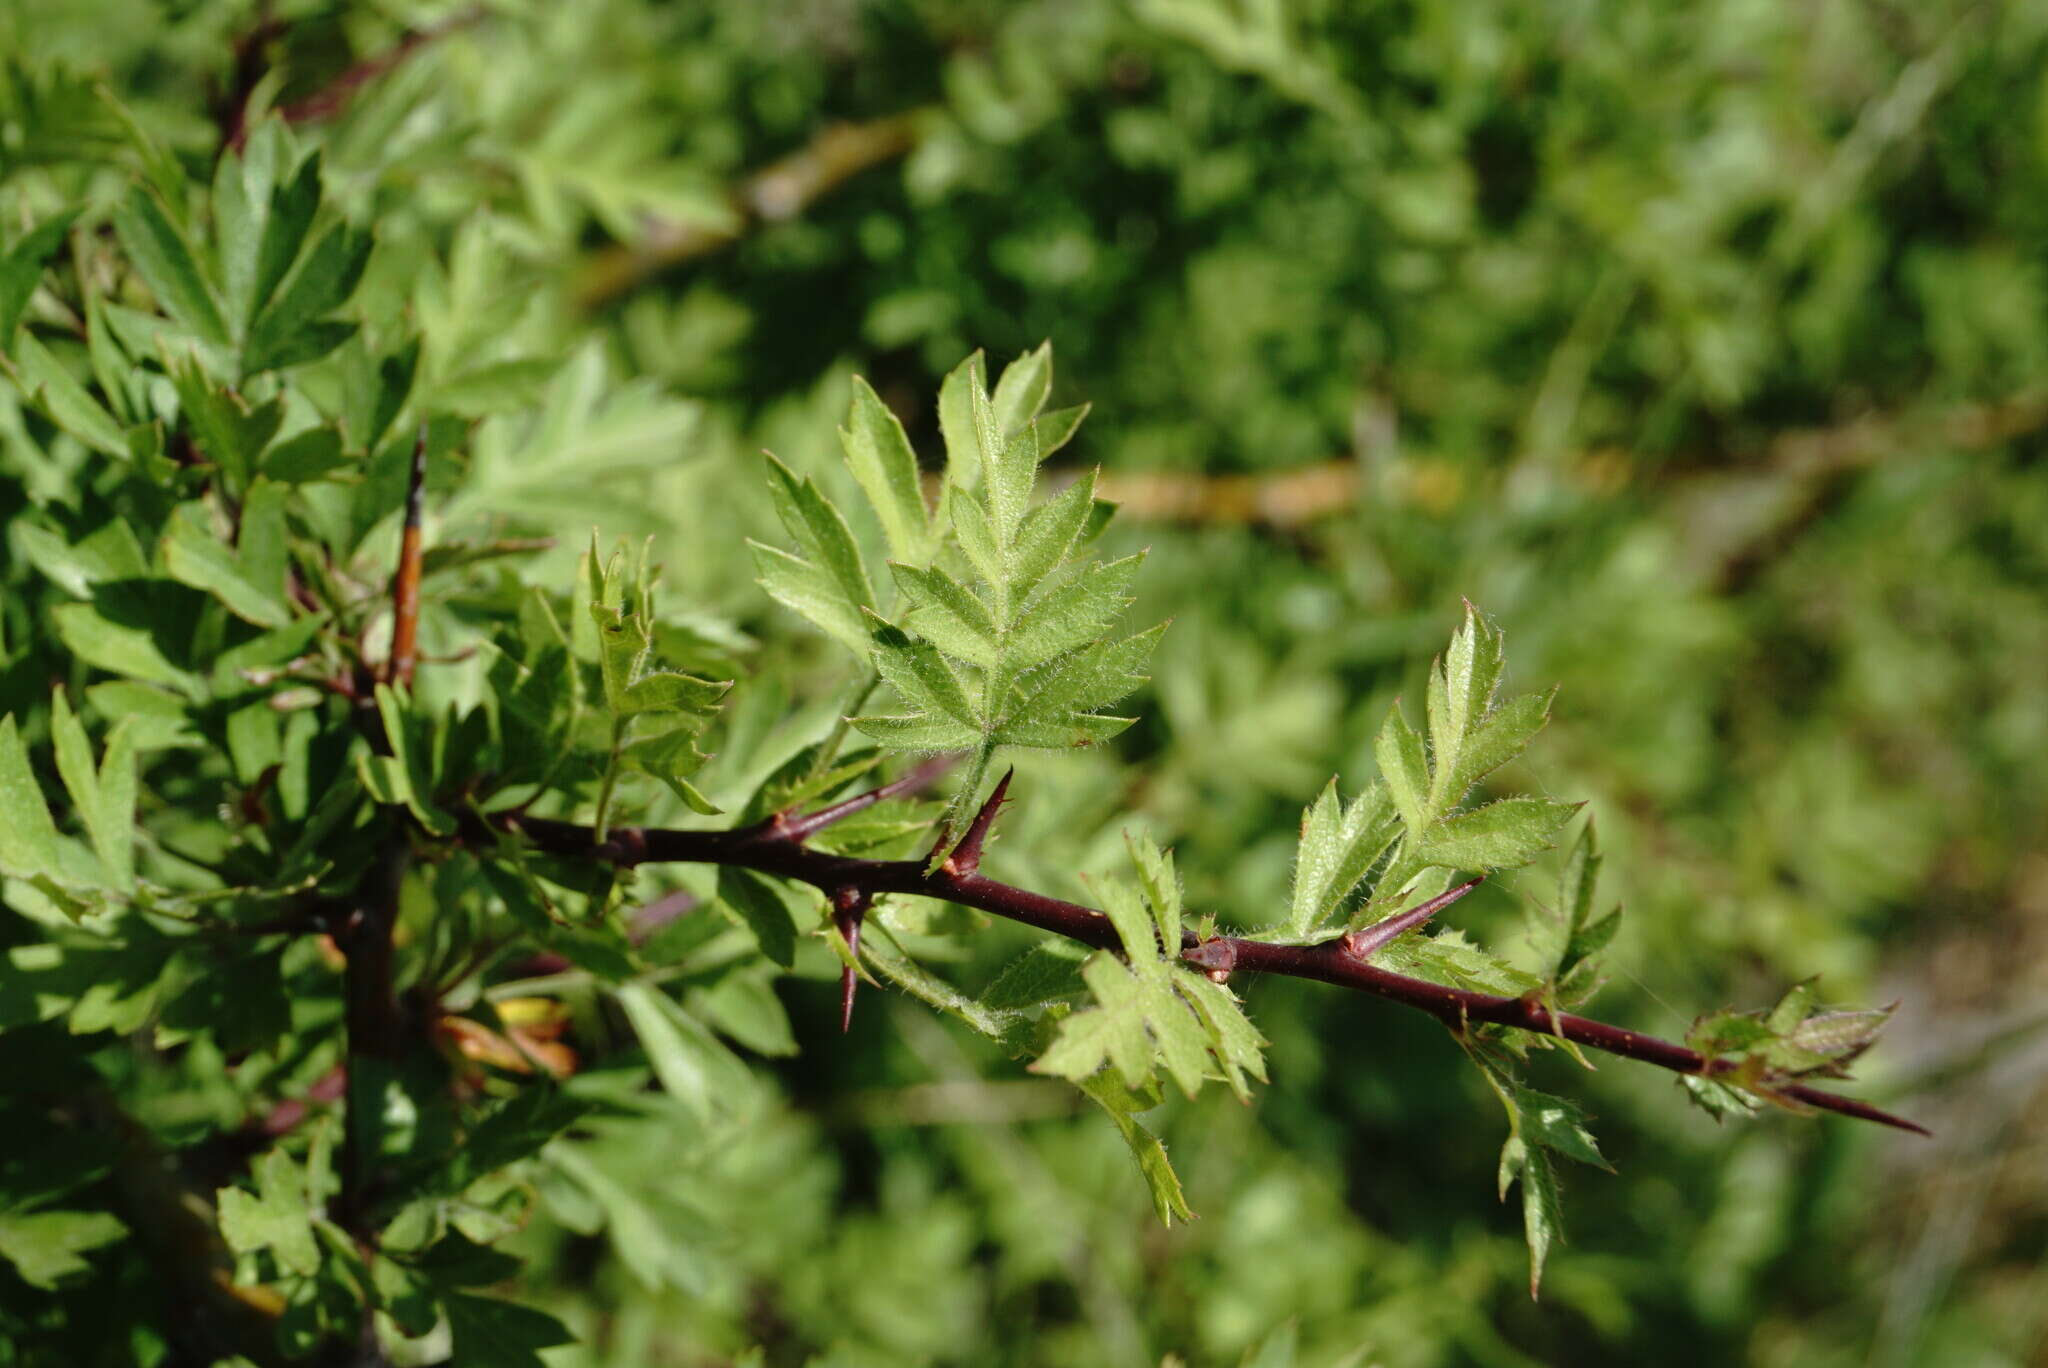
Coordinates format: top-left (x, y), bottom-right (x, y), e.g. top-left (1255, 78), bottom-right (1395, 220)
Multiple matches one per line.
top-left (1341, 876), bottom-right (1484, 961)
top-left (833, 888), bottom-right (868, 1034)
top-left (946, 767), bottom-right (1014, 878)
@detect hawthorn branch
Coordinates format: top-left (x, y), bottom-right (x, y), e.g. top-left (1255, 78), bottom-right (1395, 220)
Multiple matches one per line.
top-left (485, 781), bottom-right (1927, 1136)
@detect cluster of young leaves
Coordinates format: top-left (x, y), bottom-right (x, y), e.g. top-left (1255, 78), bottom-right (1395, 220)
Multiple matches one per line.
top-left (1265, 627), bottom-right (1628, 1295)
top-left (849, 830), bottom-right (1263, 1227)
top-left (754, 343), bottom-right (1157, 833)
top-left (1682, 980), bottom-right (1896, 1121)
top-left (1275, 609), bottom-right (1574, 989)
top-left (578, 537), bottom-right (731, 828)
top-left (1033, 834), bottom-right (1266, 1103)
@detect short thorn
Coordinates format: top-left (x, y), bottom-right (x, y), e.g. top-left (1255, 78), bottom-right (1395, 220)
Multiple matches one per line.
top-left (1341, 876), bottom-right (1484, 961)
top-left (1182, 938), bottom-right (1239, 975)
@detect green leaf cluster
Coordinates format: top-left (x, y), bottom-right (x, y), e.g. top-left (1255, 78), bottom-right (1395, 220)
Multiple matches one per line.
top-left (1034, 834), bottom-right (1266, 1103)
top-left (756, 344), bottom-right (1156, 830)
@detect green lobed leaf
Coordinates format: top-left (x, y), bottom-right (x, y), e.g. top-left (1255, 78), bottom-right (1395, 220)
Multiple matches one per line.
top-left (1414, 797), bottom-right (1578, 870)
top-left (160, 502), bottom-right (293, 628)
top-left (1513, 1086), bottom-right (1610, 1170)
top-left (978, 940), bottom-right (1089, 1011)
top-left (48, 689), bottom-right (135, 891)
top-left (762, 453), bottom-right (873, 624)
top-left (891, 563), bottom-right (999, 668)
top-left (1377, 927), bottom-right (1541, 995)
top-left (859, 931), bottom-right (1027, 1046)
top-left (936, 350), bottom-right (992, 490)
top-left (1532, 820), bottom-right (1621, 999)
top-left (0, 210), bottom-right (77, 351)
top-left (251, 152), bottom-right (323, 327)
top-left (0, 1208), bottom-right (127, 1290)
top-left (1008, 469), bottom-right (1098, 598)
top-left (111, 184), bottom-right (230, 349)
top-left (999, 625), bottom-right (1161, 731)
top-left (1286, 778), bottom-right (1399, 938)
top-left (211, 121), bottom-right (279, 327)
top-left (1498, 1134), bottom-right (1561, 1299)
top-left (169, 353), bottom-right (283, 489)
top-left (427, 1088), bottom-right (591, 1199)
top-left (613, 982), bottom-right (751, 1126)
top-left (5, 332), bottom-right (131, 457)
top-left (988, 341), bottom-right (1052, 438)
top-left (52, 602), bottom-right (200, 694)
top-left (243, 219), bottom-right (371, 373)
top-left (216, 1146), bottom-right (320, 1278)
top-left (1075, 1072), bottom-right (1194, 1225)
top-left (1425, 605), bottom-right (1508, 815)
top-left (443, 1293), bottom-right (576, 1368)
top-left (841, 376), bottom-right (932, 564)
top-left (692, 971), bottom-right (799, 1057)
top-left (869, 619), bottom-right (977, 725)
top-left (1375, 705), bottom-right (1430, 835)
top-left (1033, 836), bottom-right (1265, 1102)
top-left (0, 715), bottom-right (61, 880)
top-left (847, 712), bottom-right (982, 752)
top-left (998, 554), bottom-right (1143, 671)
top-left (715, 866), bottom-right (798, 968)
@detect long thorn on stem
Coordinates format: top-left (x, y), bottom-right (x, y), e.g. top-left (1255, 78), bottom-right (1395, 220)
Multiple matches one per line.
top-left (833, 887), bottom-right (871, 1033)
top-left (943, 768), bottom-right (1013, 878)
top-left (1341, 877), bottom-right (1485, 960)
top-left (384, 422), bottom-right (429, 688)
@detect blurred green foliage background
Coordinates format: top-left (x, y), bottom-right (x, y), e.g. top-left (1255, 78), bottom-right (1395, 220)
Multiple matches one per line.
top-left (6, 0), bottom-right (2046, 1364)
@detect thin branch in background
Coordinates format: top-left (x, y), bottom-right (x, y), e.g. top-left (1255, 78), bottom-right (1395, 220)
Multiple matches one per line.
top-left (575, 110), bottom-right (930, 309)
top-left (212, 10), bottom-right (287, 153)
top-left (775, 752), bottom-right (957, 842)
top-left (491, 783), bottom-right (1929, 1136)
top-left (221, 7), bottom-right (486, 154)
top-left (1036, 385), bottom-right (2048, 538)
top-left (384, 423), bottom-right (429, 688)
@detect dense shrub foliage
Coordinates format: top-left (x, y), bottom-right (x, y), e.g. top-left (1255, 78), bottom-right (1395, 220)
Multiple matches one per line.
top-left (1, 4), bottom-right (2044, 1367)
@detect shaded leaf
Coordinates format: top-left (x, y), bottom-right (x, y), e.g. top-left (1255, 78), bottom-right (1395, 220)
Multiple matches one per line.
top-left (0, 1209), bottom-right (126, 1290)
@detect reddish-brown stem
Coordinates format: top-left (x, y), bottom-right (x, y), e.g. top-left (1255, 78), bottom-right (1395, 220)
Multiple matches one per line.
top-left (223, 8), bottom-right (485, 153)
top-left (384, 425), bottom-right (428, 687)
top-left (486, 788), bottom-right (1927, 1136)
